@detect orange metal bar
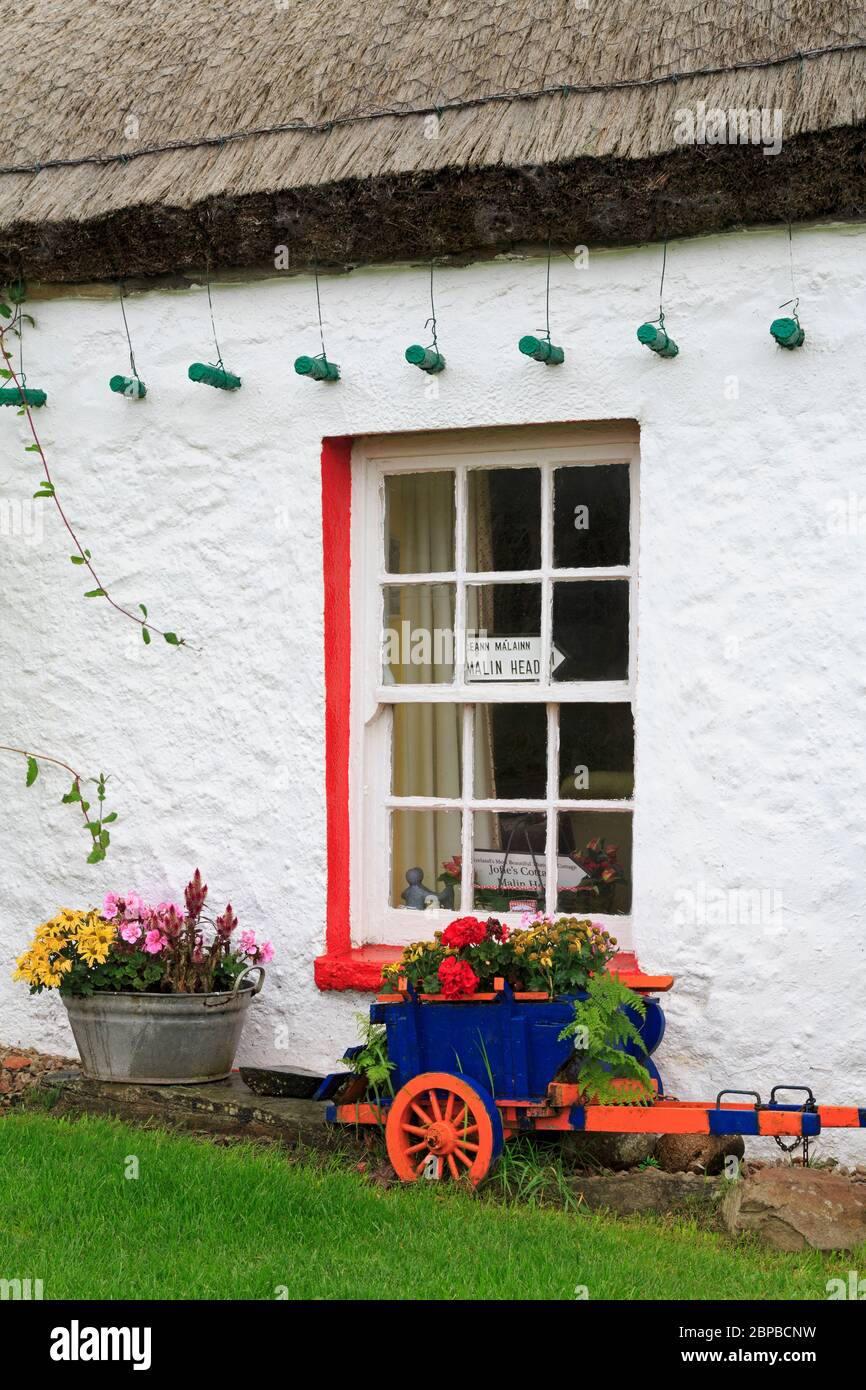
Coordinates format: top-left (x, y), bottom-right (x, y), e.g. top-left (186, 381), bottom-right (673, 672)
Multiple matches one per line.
top-left (818, 1106), bottom-right (861, 1128)
top-left (585, 1105), bottom-right (711, 1133)
top-left (757, 1110), bottom-right (814, 1137)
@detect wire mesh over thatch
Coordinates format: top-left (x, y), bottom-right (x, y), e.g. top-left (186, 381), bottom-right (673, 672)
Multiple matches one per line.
top-left (0, 0), bottom-right (864, 282)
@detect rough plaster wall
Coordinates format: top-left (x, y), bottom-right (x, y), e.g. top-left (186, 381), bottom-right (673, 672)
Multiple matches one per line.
top-left (1, 223), bottom-right (864, 1160)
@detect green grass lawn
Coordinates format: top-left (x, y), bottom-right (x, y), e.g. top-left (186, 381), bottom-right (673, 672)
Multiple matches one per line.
top-left (0, 1112), bottom-right (857, 1300)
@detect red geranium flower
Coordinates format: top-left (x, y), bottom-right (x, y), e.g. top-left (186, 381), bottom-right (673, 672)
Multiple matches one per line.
top-left (438, 956), bottom-right (479, 999)
top-left (441, 916), bottom-right (487, 949)
top-left (485, 917), bottom-right (508, 943)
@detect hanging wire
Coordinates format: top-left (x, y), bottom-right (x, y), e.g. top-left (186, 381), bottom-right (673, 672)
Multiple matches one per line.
top-left (658, 239), bottom-right (668, 325)
top-left (205, 260), bottom-right (225, 369)
top-left (314, 265), bottom-right (328, 361)
top-left (424, 260), bottom-right (439, 351)
top-left (778, 222), bottom-right (800, 322)
top-left (117, 280), bottom-right (140, 379)
top-left (535, 234), bottom-right (553, 343)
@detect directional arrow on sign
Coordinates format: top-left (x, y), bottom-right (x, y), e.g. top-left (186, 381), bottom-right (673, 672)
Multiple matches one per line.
top-left (551, 643), bottom-right (568, 676)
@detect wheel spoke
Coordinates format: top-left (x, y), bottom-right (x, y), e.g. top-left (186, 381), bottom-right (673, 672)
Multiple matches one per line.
top-left (446, 1153), bottom-right (460, 1180)
top-left (400, 1122), bottom-right (429, 1137)
top-left (405, 1140), bottom-right (428, 1154)
top-left (455, 1137), bottom-right (480, 1153)
top-left (410, 1101), bottom-right (433, 1124)
top-left (428, 1090), bottom-right (443, 1122)
top-left (453, 1146), bottom-right (473, 1168)
top-left (453, 1112), bottom-right (478, 1137)
top-left (443, 1092), bottom-right (456, 1122)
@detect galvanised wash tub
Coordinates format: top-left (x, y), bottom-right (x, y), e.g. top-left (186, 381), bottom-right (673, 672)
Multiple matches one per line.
top-left (62, 968), bottom-right (265, 1084)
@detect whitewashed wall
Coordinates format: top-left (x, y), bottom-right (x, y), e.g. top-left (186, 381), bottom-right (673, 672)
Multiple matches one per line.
top-left (1, 222), bottom-right (864, 1158)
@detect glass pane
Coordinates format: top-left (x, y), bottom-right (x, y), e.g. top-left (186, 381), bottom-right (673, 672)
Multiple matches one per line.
top-left (384, 471), bottom-right (455, 574)
top-left (383, 583), bottom-right (456, 684)
top-left (556, 811), bottom-right (632, 915)
top-left (552, 581), bottom-right (628, 681)
top-left (391, 809), bottom-right (462, 911)
top-left (559, 704), bottom-right (634, 799)
top-left (472, 811), bottom-right (546, 916)
top-left (465, 583), bottom-right (542, 683)
top-left (392, 704), bottom-right (462, 798)
top-left (475, 703), bottom-right (546, 800)
top-left (553, 464), bottom-right (630, 568)
top-left (467, 467), bottom-right (541, 571)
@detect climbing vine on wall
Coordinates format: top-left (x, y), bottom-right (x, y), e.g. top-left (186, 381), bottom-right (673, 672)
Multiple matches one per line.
top-left (0, 283), bottom-right (184, 647)
top-left (0, 281), bottom-right (187, 861)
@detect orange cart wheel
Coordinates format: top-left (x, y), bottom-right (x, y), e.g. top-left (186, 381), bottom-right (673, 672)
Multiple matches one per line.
top-left (385, 1072), bottom-right (503, 1185)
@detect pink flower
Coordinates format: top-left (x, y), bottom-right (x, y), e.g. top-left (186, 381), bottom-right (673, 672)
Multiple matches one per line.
top-left (154, 901), bottom-right (183, 919)
top-left (120, 923), bottom-right (142, 944)
top-left (256, 942), bottom-right (274, 964)
top-left (240, 929), bottom-right (258, 956)
top-left (102, 893), bottom-right (120, 920)
top-left (124, 892), bottom-right (143, 919)
top-left (143, 929), bottom-right (167, 955)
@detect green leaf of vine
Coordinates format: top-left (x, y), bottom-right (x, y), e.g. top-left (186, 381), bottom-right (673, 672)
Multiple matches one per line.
top-left (25, 756), bottom-right (38, 787)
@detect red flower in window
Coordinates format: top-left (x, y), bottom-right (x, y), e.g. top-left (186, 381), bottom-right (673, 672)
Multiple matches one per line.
top-left (485, 917), bottom-right (509, 942)
top-left (438, 956), bottom-right (480, 999)
top-left (441, 916), bottom-right (487, 949)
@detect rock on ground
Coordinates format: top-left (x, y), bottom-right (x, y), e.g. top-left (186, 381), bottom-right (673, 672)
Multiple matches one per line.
top-left (560, 1131), bottom-right (659, 1170)
top-left (723, 1165), bottom-right (866, 1250)
top-left (656, 1132), bottom-right (745, 1175)
top-left (0, 1045), bottom-right (76, 1110)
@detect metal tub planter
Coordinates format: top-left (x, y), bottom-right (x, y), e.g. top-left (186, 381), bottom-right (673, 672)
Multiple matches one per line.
top-left (63, 967), bottom-right (265, 1084)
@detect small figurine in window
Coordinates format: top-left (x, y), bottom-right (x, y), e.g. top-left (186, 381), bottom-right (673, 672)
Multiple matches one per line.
top-left (401, 867), bottom-right (455, 911)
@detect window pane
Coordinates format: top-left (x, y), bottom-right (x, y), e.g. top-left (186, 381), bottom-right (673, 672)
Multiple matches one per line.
top-left (559, 704), bottom-right (634, 799)
top-left (552, 581), bottom-right (628, 681)
top-left (392, 704), bottom-right (462, 798)
top-left (384, 471), bottom-right (455, 574)
top-left (557, 810), bottom-right (632, 915)
top-left (383, 583), bottom-right (455, 684)
top-left (475, 703), bottom-right (546, 800)
top-left (467, 467), bottom-right (541, 571)
top-left (472, 811), bottom-right (546, 916)
top-left (391, 809), bottom-right (462, 911)
top-left (466, 583), bottom-right (542, 683)
top-left (553, 464), bottom-right (630, 568)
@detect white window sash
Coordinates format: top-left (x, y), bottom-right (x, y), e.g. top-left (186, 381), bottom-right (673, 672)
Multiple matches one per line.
top-left (349, 432), bottom-right (639, 948)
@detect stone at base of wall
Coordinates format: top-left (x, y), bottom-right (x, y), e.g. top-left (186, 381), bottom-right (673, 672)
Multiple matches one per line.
top-left (570, 1169), bottom-right (723, 1216)
top-left (723, 1166), bottom-right (866, 1250)
top-left (37, 1069), bottom-right (329, 1149)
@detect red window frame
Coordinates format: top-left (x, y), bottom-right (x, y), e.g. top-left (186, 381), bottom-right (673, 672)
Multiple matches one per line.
top-left (314, 436), bottom-right (402, 991)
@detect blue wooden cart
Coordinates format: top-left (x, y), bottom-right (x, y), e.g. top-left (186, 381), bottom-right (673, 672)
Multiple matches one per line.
top-left (322, 977), bottom-right (866, 1183)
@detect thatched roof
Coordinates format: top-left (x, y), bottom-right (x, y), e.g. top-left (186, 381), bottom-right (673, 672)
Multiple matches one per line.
top-left (1, 0), bottom-right (864, 283)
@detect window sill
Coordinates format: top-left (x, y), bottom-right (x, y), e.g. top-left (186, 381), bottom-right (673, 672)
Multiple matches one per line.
top-left (314, 945), bottom-right (673, 993)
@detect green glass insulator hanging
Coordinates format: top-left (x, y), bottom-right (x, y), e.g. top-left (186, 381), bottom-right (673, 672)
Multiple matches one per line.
top-left (0, 385), bottom-right (47, 407)
top-left (405, 344), bottom-right (446, 374)
top-left (518, 334), bottom-right (564, 365)
top-left (188, 363), bottom-right (242, 390)
top-left (294, 354), bottom-right (340, 381)
top-left (770, 317), bottom-right (805, 349)
top-left (637, 322), bottom-right (679, 357)
top-left (109, 374), bottom-right (147, 399)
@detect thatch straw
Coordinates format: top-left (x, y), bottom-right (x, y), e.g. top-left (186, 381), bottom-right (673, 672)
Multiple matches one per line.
top-left (0, 0), bottom-right (864, 281)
